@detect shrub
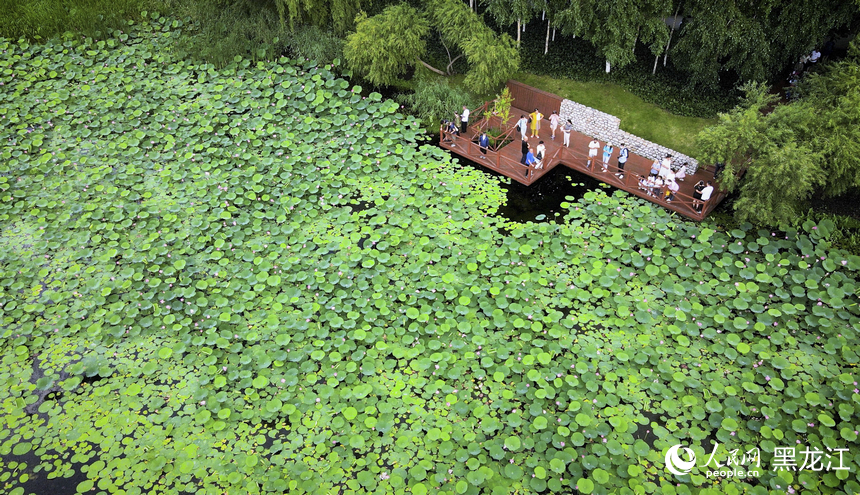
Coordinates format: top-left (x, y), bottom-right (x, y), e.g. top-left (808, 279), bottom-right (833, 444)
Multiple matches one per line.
top-left (284, 25), bottom-right (343, 64)
top-left (397, 78), bottom-right (476, 130)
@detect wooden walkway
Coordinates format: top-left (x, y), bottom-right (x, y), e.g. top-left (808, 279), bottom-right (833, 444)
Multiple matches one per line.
top-left (441, 96), bottom-right (726, 221)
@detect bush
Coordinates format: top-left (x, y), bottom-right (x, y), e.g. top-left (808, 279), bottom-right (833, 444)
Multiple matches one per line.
top-left (284, 25), bottom-right (343, 64)
top-left (397, 78), bottom-right (476, 130)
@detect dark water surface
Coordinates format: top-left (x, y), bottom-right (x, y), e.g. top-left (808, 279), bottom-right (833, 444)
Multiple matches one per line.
top-left (446, 151), bottom-right (607, 224)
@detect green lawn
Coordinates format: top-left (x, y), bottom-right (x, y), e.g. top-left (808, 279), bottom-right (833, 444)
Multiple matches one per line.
top-left (514, 73), bottom-right (715, 159)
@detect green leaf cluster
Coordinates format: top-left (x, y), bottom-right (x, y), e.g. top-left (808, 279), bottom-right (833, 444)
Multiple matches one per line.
top-left (345, 0), bottom-right (519, 94)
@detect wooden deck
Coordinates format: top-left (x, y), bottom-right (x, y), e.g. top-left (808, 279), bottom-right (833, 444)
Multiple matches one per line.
top-left (441, 99), bottom-right (726, 221)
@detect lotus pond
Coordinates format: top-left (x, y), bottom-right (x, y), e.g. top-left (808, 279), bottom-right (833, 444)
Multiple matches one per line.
top-left (1, 17), bottom-right (860, 495)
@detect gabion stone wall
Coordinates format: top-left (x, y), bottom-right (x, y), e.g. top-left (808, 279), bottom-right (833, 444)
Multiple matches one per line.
top-left (559, 100), bottom-right (698, 175)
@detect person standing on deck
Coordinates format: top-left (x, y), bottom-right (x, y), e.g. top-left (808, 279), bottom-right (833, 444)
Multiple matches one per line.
top-left (587, 138), bottom-right (600, 169)
top-left (666, 179), bottom-right (679, 202)
top-left (520, 136), bottom-right (530, 164)
top-left (700, 181), bottom-right (714, 212)
top-left (616, 143), bottom-right (628, 178)
top-left (529, 108), bottom-right (543, 138)
top-left (601, 142), bottom-right (614, 172)
top-left (535, 141), bottom-right (546, 169)
top-left (693, 180), bottom-right (706, 212)
top-left (517, 114), bottom-right (528, 141)
top-left (660, 154), bottom-right (673, 179)
top-left (457, 105), bottom-right (470, 135)
top-left (525, 146), bottom-right (538, 177)
top-left (478, 132), bottom-right (489, 159)
top-left (562, 120), bottom-right (573, 147)
top-left (549, 111), bottom-right (560, 140)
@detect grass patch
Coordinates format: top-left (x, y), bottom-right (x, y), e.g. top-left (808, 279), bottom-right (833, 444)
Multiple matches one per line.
top-left (515, 73), bottom-right (715, 159)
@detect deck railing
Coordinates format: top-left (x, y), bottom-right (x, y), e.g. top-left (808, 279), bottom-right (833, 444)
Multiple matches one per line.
top-left (556, 146), bottom-right (719, 220)
top-left (440, 128), bottom-right (537, 184)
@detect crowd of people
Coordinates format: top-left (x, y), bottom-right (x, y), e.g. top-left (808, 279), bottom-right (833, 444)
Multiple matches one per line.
top-left (442, 105), bottom-right (718, 213)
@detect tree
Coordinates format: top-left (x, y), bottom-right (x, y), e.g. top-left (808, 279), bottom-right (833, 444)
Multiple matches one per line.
top-left (698, 83), bottom-right (824, 225)
top-left (482, 0), bottom-right (540, 47)
top-left (274, 0), bottom-right (363, 34)
top-left (698, 48), bottom-right (860, 225)
top-left (343, 5), bottom-right (430, 87)
top-left (345, 1), bottom-right (520, 94)
top-left (555, 0), bottom-right (671, 72)
top-left (672, 0), bottom-right (859, 89)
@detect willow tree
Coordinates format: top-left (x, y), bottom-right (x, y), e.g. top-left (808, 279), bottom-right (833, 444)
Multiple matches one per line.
top-left (344, 0), bottom-right (520, 94)
top-left (554, 0), bottom-right (671, 72)
top-left (698, 47), bottom-right (860, 225)
top-left (274, 0), bottom-right (363, 34)
top-left (481, 0), bottom-right (539, 47)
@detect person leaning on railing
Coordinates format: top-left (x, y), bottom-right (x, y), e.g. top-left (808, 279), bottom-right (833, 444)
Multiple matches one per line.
top-left (699, 181), bottom-right (714, 212)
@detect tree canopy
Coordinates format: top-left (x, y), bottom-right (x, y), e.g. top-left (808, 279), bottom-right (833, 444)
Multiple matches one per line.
top-left (698, 45), bottom-right (860, 225)
top-left (555, 0), bottom-right (672, 72)
top-left (274, 0), bottom-right (363, 34)
top-left (344, 0), bottom-right (520, 94)
top-left (674, 0), bottom-right (859, 88)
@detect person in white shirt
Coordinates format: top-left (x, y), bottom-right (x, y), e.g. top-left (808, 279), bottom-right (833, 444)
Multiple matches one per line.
top-left (700, 181), bottom-right (714, 203)
top-left (810, 49), bottom-right (821, 64)
top-left (660, 154), bottom-right (673, 179)
top-left (549, 111), bottom-right (560, 140)
top-left (535, 141), bottom-right (546, 169)
top-left (517, 114), bottom-right (528, 141)
top-left (587, 139), bottom-right (600, 168)
top-left (457, 106), bottom-right (470, 135)
top-left (666, 179), bottom-right (679, 202)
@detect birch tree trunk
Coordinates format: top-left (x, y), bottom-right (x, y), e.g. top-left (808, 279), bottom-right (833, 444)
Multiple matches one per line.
top-left (545, 20), bottom-right (551, 54)
top-left (517, 19), bottom-right (521, 47)
top-left (663, 1), bottom-right (683, 67)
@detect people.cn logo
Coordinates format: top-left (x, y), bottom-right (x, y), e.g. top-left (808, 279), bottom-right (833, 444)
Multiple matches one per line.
top-left (666, 445), bottom-right (697, 475)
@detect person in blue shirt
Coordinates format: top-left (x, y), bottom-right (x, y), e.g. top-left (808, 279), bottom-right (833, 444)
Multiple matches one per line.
top-left (525, 145), bottom-right (538, 177)
top-left (478, 132), bottom-right (490, 159)
top-left (601, 142), bottom-right (614, 172)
